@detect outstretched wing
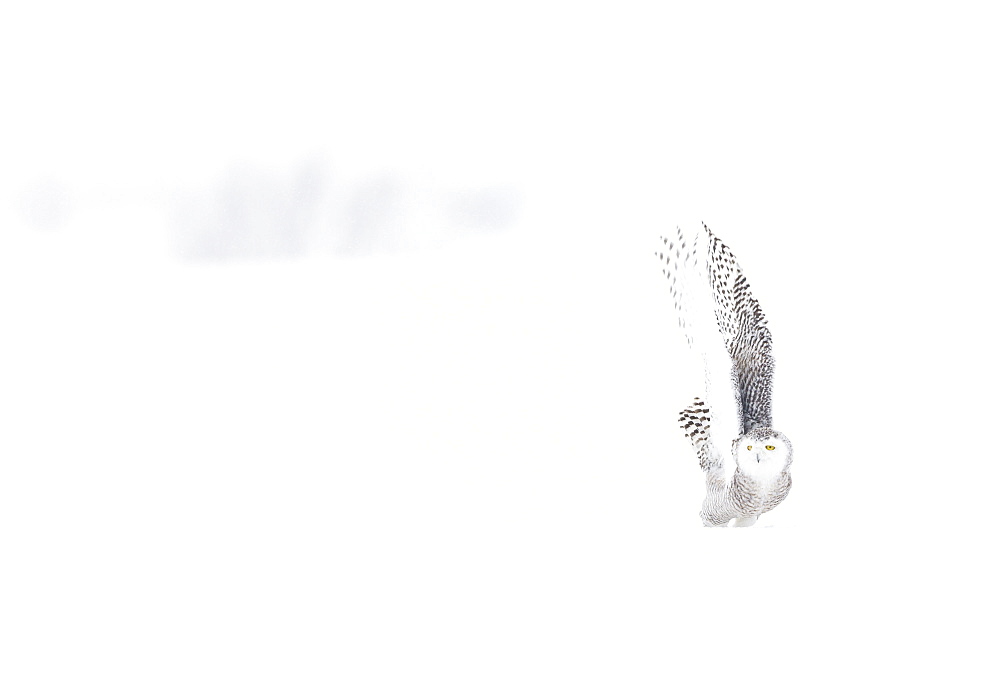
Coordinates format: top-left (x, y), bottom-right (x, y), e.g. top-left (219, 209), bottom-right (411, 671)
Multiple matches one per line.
top-left (658, 225), bottom-right (742, 468)
top-left (702, 224), bottom-right (775, 433)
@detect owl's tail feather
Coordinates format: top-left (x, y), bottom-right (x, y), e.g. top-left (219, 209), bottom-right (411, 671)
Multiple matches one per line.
top-left (679, 398), bottom-right (718, 472)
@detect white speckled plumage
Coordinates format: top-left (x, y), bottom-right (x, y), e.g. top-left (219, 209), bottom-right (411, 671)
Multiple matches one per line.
top-left (658, 224), bottom-right (792, 527)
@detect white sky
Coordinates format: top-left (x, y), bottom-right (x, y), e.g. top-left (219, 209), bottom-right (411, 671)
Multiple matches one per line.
top-left (1, 2), bottom-right (998, 684)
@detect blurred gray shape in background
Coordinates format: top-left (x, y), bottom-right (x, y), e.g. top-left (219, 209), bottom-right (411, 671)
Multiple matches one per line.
top-left (170, 159), bottom-right (327, 261)
top-left (167, 155), bottom-right (520, 261)
top-left (19, 178), bottom-right (73, 231)
top-left (448, 187), bottom-right (519, 235)
top-left (337, 174), bottom-right (405, 256)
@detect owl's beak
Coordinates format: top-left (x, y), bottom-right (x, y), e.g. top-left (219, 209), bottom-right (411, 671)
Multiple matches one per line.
top-left (756, 455), bottom-right (761, 463)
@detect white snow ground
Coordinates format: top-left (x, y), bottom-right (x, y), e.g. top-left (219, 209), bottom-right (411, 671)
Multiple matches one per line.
top-left (2, 3), bottom-right (999, 685)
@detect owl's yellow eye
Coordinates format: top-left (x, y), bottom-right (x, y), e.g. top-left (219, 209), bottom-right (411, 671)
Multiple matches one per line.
top-left (747, 445), bottom-right (753, 451)
top-left (765, 445), bottom-right (776, 451)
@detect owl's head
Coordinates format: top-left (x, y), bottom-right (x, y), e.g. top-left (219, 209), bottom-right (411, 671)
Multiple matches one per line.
top-left (734, 428), bottom-right (793, 479)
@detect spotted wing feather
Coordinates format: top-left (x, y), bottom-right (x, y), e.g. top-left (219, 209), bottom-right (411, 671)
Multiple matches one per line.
top-left (678, 398), bottom-right (718, 471)
top-left (657, 226), bottom-right (742, 468)
top-left (703, 224), bottom-right (775, 433)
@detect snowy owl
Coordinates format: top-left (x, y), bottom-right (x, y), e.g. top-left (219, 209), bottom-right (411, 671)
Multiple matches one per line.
top-left (658, 224), bottom-right (792, 527)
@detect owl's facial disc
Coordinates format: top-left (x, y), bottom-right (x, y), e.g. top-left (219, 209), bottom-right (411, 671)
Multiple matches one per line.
top-left (737, 430), bottom-right (791, 477)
